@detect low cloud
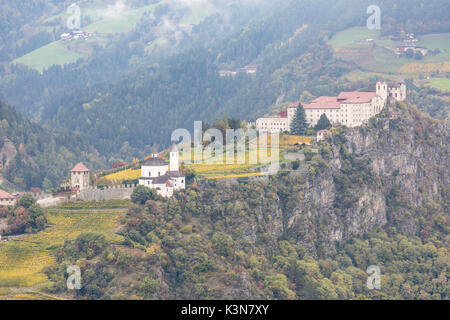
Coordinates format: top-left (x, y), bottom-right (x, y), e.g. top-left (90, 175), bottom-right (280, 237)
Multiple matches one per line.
top-left (101, 0), bottom-right (129, 19)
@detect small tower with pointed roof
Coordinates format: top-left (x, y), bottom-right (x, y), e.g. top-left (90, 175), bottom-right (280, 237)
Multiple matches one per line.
top-left (71, 162), bottom-right (90, 191)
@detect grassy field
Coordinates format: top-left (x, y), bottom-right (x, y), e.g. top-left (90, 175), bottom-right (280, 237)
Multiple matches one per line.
top-left (330, 28), bottom-right (450, 77)
top-left (13, 2), bottom-right (163, 72)
top-left (417, 33), bottom-right (450, 51)
top-left (427, 78), bottom-right (450, 91)
top-left (0, 209), bottom-right (124, 289)
top-left (11, 0), bottom-right (219, 72)
top-left (85, 3), bottom-right (160, 34)
top-left (13, 41), bottom-right (86, 73)
top-left (328, 27), bottom-right (379, 48)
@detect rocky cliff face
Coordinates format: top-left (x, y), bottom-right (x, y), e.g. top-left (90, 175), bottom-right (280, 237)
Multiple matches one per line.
top-left (53, 103), bottom-right (448, 300)
top-left (0, 137), bottom-right (17, 169)
top-left (291, 103), bottom-right (447, 256)
top-left (206, 102), bottom-right (449, 259)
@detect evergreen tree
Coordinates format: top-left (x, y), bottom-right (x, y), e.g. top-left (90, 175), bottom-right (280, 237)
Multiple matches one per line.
top-left (290, 103), bottom-right (308, 136)
top-left (315, 113), bottom-right (332, 131)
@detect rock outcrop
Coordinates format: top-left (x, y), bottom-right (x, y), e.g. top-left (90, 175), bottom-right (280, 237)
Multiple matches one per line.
top-left (204, 102), bottom-right (449, 258)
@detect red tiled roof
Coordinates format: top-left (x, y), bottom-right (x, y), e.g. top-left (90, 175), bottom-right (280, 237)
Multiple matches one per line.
top-left (337, 92), bottom-right (378, 103)
top-left (278, 110), bottom-right (288, 117)
top-left (303, 96), bottom-right (341, 109)
top-left (111, 161), bottom-right (128, 169)
top-left (303, 92), bottom-right (378, 109)
top-left (71, 162), bottom-right (89, 172)
top-left (0, 189), bottom-right (14, 199)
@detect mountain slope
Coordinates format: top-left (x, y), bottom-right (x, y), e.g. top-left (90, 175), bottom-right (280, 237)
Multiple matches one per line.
top-left (4, 0), bottom-right (447, 159)
top-left (0, 101), bottom-right (104, 190)
top-left (45, 101), bottom-right (449, 300)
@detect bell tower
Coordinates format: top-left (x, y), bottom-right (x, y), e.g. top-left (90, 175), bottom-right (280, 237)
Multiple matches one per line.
top-left (376, 80), bottom-right (388, 102)
top-left (170, 146), bottom-right (179, 172)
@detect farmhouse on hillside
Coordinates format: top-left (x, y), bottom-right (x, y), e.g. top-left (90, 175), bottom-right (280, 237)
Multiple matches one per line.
top-left (138, 148), bottom-right (185, 198)
top-left (0, 189), bottom-right (16, 207)
top-left (255, 80), bottom-right (406, 132)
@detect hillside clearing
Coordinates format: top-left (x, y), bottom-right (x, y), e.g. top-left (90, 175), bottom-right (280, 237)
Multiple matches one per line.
top-left (13, 41), bottom-right (86, 73)
top-left (427, 78), bottom-right (450, 91)
top-left (328, 27), bottom-right (379, 48)
top-left (0, 208), bottom-right (124, 289)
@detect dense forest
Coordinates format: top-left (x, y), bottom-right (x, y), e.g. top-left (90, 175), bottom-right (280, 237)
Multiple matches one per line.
top-left (0, 101), bottom-right (103, 190)
top-left (0, 0), bottom-right (65, 62)
top-left (44, 102), bottom-right (449, 299)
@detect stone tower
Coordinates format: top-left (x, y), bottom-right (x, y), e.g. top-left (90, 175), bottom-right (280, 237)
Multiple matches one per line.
top-left (376, 80), bottom-right (388, 102)
top-left (389, 80), bottom-right (406, 101)
top-left (71, 162), bottom-right (90, 191)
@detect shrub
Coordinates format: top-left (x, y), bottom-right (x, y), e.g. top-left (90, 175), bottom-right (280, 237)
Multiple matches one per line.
top-left (212, 232), bottom-right (233, 257)
top-left (18, 194), bottom-right (36, 209)
top-left (139, 277), bottom-right (160, 298)
top-left (131, 185), bottom-right (156, 205)
top-left (180, 225), bottom-right (193, 234)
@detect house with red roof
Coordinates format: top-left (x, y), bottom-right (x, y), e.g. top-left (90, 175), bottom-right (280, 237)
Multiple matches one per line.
top-left (71, 162), bottom-right (90, 191)
top-left (30, 188), bottom-right (43, 198)
top-left (0, 189), bottom-right (16, 207)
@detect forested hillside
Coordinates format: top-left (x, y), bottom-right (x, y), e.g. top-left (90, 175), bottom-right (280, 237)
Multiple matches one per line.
top-left (0, 0), bottom-right (63, 62)
top-left (0, 101), bottom-right (103, 190)
top-left (0, 0), bottom-right (279, 119)
top-left (2, 0), bottom-right (448, 161)
top-left (44, 102), bottom-right (449, 299)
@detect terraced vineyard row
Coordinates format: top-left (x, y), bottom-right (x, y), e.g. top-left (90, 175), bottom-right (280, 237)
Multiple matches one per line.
top-left (0, 209), bottom-right (125, 288)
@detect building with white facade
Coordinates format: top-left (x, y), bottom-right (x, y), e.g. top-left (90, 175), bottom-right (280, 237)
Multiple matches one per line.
top-left (255, 80), bottom-right (406, 131)
top-left (138, 149), bottom-right (185, 198)
top-left (303, 91), bottom-right (385, 127)
top-left (255, 103), bottom-right (296, 133)
top-left (376, 80), bottom-right (407, 102)
top-left (71, 163), bottom-right (90, 191)
top-left (0, 189), bottom-right (16, 207)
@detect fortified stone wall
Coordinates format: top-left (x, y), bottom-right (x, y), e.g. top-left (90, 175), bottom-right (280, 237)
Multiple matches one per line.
top-left (77, 185), bottom-right (136, 201)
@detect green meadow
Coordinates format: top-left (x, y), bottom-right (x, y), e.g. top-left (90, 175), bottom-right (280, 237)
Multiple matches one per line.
top-left (13, 41), bottom-right (86, 73)
top-left (328, 26), bottom-right (379, 48)
top-left (84, 3), bottom-right (160, 34)
top-left (428, 78), bottom-right (450, 91)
